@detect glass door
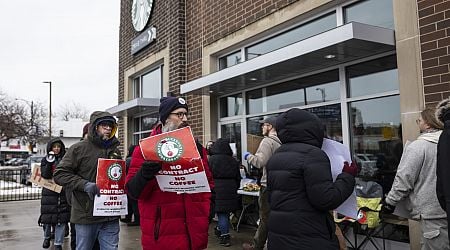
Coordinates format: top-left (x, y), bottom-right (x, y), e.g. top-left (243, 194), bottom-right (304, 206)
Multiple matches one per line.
top-left (220, 122), bottom-right (242, 162)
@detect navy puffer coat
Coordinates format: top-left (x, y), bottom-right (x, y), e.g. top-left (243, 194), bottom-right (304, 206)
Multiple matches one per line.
top-left (208, 138), bottom-right (241, 212)
top-left (39, 138), bottom-right (70, 225)
top-left (266, 108), bottom-right (355, 250)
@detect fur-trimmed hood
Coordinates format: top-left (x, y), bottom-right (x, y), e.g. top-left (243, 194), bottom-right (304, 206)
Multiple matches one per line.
top-left (436, 97), bottom-right (450, 122)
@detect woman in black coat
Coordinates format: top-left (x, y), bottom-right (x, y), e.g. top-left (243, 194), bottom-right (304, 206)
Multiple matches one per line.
top-left (208, 138), bottom-right (241, 247)
top-left (39, 138), bottom-right (70, 250)
top-left (266, 108), bottom-right (356, 250)
top-left (436, 97), bottom-right (450, 246)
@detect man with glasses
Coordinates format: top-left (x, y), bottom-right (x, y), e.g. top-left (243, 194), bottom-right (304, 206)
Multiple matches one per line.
top-left (54, 111), bottom-right (122, 250)
top-left (242, 116), bottom-right (281, 250)
top-left (125, 96), bottom-right (214, 250)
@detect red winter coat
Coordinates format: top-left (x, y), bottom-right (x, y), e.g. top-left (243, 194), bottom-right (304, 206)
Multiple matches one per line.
top-left (126, 125), bottom-right (214, 250)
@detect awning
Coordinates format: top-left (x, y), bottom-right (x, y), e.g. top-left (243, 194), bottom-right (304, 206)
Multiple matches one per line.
top-left (106, 98), bottom-right (159, 117)
top-left (180, 22), bottom-right (395, 95)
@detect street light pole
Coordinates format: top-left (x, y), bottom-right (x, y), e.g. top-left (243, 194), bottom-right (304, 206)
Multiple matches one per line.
top-left (43, 81), bottom-right (52, 138)
top-left (316, 87), bottom-right (326, 102)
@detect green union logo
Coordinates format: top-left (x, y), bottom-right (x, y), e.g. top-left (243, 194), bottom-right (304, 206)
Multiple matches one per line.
top-left (107, 163), bottom-right (122, 181)
top-left (156, 137), bottom-right (184, 162)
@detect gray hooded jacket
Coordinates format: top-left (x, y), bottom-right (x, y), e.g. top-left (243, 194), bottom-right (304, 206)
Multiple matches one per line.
top-left (386, 130), bottom-right (446, 220)
top-left (246, 130), bottom-right (281, 187)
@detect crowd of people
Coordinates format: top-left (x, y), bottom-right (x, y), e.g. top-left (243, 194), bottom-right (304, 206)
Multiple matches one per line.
top-left (33, 95), bottom-right (450, 250)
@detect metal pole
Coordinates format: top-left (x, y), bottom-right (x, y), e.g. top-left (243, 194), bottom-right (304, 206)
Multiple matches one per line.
top-left (43, 81), bottom-right (52, 138)
top-left (30, 101), bottom-right (34, 130)
top-left (30, 101), bottom-right (34, 153)
top-left (49, 82), bottom-right (52, 138)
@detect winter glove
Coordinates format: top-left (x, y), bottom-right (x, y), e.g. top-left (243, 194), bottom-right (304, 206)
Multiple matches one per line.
top-left (381, 198), bottom-right (396, 214)
top-left (342, 161), bottom-right (358, 177)
top-left (243, 152), bottom-right (251, 161)
top-left (83, 182), bottom-right (100, 200)
top-left (141, 161), bottom-right (162, 180)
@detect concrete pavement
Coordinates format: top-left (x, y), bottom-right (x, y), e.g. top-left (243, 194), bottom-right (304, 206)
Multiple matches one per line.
top-left (0, 200), bottom-right (256, 249)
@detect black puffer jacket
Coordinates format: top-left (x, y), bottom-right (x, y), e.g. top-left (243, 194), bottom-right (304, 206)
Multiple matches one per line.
top-left (436, 98), bottom-right (450, 245)
top-left (39, 138), bottom-right (71, 225)
top-left (267, 108), bottom-right (355, 250)
top-left (208, 138), bottom-right (241, 212)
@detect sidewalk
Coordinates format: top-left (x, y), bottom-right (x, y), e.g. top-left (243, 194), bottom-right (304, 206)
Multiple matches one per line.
top-left (0, 200), bottom-right (256, 249)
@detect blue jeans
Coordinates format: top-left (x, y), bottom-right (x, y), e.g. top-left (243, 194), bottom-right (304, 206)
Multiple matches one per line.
top-left (44, 224), bottom-right (65, 246)
top-left (217, 212), bottom-right (230, 235)
top-left (75, 220), bottom-right (119, 250)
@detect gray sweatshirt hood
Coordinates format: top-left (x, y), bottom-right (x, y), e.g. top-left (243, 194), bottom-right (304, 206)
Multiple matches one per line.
top-left (418, 130), bottom-right (442, 144)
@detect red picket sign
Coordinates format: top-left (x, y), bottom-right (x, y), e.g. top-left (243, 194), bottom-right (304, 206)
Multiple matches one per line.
top-left (93, 159), bottom-right (128, 216)
top-left (139, 126), bottom-right (211, 193)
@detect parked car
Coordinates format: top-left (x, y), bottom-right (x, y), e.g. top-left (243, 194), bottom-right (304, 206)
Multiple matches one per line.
top-left (20, 155), bottom-right (44, 185)
top-left (5, 158), bottom-right (19, 166)
top-left (13, 158), bottom-right (27, 166)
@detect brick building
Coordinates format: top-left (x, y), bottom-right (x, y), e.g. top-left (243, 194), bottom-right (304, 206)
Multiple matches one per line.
top-left (107, 0), bottom-right (450, 248)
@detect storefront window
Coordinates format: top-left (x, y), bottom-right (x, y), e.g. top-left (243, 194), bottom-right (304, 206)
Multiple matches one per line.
top-left (246, 12), bottom-right (336, 60)
top-left (348, 95), bottom-right (407, 242)
top-left (347, 55), bottom-right (398, 98)
top-left (266, 81), bottom-right (305, 112)
top-left (220, 93), bottom-right (243, 117)
top-left (141, 66), bottom-right (162, 99)
top-left (246, 89), bottom-right (263, 114)
top-left (349, 95), bottom-right (402, 194)
top-left (133, 78), bottom-right (140, 98)
top-left (132, 114), bottom-right (158, 145)
top-left (221, 123), bottom-right (241, 161)
top-left (219, 51), bottom-right (241, 70)
top-left (305, 82), bottom-right (339, 104)
top-left (306, 104), bottom-right (342, 142)
top-left (344, 0), bottom-right (394, 29)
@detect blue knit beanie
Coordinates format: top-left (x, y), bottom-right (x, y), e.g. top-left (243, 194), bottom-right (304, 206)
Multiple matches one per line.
top-left (159, 97), bottom-right (189, 124)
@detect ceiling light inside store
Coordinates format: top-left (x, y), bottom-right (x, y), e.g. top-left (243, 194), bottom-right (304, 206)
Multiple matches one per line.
top-left (324, 54), bottom-right (336, 59)
top-left (249, 77), bottom-right (258, 81)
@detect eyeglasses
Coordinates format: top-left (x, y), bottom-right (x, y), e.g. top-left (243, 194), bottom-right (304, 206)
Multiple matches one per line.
top-left (415, 118), bottom-right (422, 124)
top-left (170, 112), bottom-right (189, 119)
top-left (99, 123), bottom-right (114, 129)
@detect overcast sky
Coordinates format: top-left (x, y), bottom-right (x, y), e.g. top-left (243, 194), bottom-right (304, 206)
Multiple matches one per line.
top-left (0, 0), bottom-right (120, 118)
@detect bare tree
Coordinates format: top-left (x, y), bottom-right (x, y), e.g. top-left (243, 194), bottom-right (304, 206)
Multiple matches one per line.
top-left (0, 91), bottom-right (47, 144)
top-left (57, 101), bottom-right (89, 121)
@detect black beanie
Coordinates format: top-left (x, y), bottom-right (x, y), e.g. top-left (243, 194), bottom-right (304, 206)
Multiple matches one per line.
top-left (159, 97), bottom-right (189, 124)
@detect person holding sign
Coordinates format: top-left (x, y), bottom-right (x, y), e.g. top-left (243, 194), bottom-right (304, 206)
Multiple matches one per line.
top-left (38, 138), bottom-right (70, 250)
top-left (266, 108), bottom-right (356, 250)
top-left (54, 111), bottom-right (122, 250)
top-left (126, 96), bottom-right (214, 250)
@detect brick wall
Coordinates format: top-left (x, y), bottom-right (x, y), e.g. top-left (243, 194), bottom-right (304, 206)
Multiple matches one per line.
top-left (184, 0), bottom-right (299, 143)
top-left (117, 0), bottom-right (188, 149)
top-left (418, 0), bottom-right (450, 107)
top-left (118, 0), bottom-right (301, 146)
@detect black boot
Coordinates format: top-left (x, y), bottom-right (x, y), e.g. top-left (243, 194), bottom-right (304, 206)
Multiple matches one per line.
top-left (214, 226), bottom-right (221, 238)
top-left (42, 238), bottom-right (51, 249)
top-left (219, 234), bottom-right (231, 247)
top-left (54, 245), bottom-right (62, 250)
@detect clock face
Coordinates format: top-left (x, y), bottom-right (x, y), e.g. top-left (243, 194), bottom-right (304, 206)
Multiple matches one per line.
top-left (131, 0), bottom-right (154, 32)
